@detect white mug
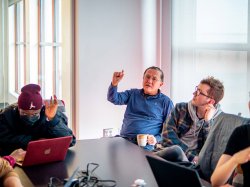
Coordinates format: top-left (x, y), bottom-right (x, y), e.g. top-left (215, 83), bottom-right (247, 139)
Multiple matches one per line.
top-left (137, 134), bottom-right (148, 147)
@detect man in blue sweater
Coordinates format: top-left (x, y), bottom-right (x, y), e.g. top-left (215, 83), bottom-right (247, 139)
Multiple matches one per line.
top-left (107, 66), bottom-right (174, 151)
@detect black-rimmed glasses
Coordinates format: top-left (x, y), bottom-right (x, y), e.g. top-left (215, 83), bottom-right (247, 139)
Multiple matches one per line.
top-left (143, 74), bottom-right (161, 82)
top-left (195, 86), bottom-right (212, 99)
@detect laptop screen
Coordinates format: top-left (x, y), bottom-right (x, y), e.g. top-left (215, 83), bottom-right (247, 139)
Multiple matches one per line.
top-left (17, 136), bottom-right (72, 167)
top-left (146, 155), bottom-right (204, 187)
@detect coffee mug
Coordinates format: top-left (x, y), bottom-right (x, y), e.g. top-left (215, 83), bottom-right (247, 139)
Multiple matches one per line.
top-left (137, 134), bottom-right (148, 147)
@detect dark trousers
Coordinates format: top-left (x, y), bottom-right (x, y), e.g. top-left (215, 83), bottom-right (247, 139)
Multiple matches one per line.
top-left (156, 145), bottom-right (189, 162)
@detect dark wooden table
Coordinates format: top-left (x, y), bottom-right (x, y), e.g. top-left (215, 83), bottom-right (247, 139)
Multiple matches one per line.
top-left (15, 137), bottom-right (158, 187)
top-left (14, 137), bottom-right (211, 187)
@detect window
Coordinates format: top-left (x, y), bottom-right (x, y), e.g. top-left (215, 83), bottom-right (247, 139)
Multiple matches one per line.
top-left (171, 0), bottom-right (250, 117)
top-left (8, 0), bottom-right (74, 128)
top-left (8, 1), bottom-right (25, 95)
top-left (196, 0), bottom-right (247, 43)
top-left (8, 0), bottom-right (62, 98)
top-left (39, 0), bottom-right (62, 98)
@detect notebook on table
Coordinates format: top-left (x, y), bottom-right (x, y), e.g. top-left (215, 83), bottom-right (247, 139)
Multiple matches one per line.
top-left (146, 155), bottom-right (207, 187)
top-left (16, 136), bottom-right (72, 167)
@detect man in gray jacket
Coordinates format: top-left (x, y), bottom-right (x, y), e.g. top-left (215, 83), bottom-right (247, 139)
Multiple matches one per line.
top-left (157, 76), bottom-right (224, 163)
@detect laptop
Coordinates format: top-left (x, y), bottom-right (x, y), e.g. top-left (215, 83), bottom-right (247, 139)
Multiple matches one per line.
top-left (16, 136), bottom-right (72, 167)
top-left (146, 155), bottom-right (206, 187)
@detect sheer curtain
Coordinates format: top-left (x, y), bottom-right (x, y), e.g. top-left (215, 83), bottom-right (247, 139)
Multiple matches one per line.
top-left (171, 0), bottom-right (250, 117)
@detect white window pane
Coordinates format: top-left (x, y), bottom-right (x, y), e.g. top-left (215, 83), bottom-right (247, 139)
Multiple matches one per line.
top-left (40, 0), bottom-right (63, 99)
top-left (44, 46), bottom-right (53, 98)
top-left (195, 50), bottom-right (248, 116)
top-left (43, 0), bottom-right (53, 42)
top-left (29, 0), bottom-right (39, 84)
top-left (172, 0), bottom-right (250, 117)
top-left (17, 1), bottom-right (24, 42)
top-left (196, 0), bottom-right (248, 43)
top-left (18, 45), bottom-right (25, 89)
top-left (8, 5), bottom-right (16, 93)
top-left (172, 50), bottom-right (249, 116)
top-left (55, 0), bottom-right (62, 42)
top-left (29, 57), bottom-right (39, 84)
top-left (56, 47), bottom-right (62, 98)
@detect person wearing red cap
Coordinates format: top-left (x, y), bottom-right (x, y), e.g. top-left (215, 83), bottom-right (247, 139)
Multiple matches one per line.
top-left (0, 84), bottom-right (76, 155)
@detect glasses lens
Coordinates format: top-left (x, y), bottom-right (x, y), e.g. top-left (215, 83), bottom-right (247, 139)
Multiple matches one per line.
top-left (195, 86), bottom-right (211, 98)
top-left (195, 86), bottom-right (199, 95)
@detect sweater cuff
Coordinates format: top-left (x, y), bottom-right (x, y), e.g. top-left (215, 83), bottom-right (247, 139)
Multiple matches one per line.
top-left (3, 156), bottom-right (16, 167)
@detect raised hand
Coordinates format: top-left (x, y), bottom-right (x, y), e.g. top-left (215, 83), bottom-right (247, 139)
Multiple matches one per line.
top-left (45, 95), bottom-right (58, 121)
top-left (112, 70), bottom-right (124, 86)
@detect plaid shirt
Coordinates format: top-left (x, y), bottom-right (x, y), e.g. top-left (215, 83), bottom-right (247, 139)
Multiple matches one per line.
top-left (161, 102), bottom-right (212, 161)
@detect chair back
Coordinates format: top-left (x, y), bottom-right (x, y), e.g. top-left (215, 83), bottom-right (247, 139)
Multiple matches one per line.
top-left (198, 112), bottom-right (250, 181)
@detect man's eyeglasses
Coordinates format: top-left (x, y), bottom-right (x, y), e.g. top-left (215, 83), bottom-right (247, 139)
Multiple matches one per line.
top-left (144, 74), bottom-right (161, 82)
top-left (195, 86), bottom-right (212, 99)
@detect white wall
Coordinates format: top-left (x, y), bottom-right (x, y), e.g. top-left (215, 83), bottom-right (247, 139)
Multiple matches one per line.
top-left (76, 0), bottom-right (167, 139)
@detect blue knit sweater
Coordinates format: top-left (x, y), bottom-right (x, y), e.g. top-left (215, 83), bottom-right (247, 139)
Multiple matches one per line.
top-left (107, 84), bottom-right (174, 142)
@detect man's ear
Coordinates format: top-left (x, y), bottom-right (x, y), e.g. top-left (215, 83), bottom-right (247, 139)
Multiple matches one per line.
top-left (160, 82), bottom-right (164, 87)
top-left (208, 98), bottom-right (215, 105)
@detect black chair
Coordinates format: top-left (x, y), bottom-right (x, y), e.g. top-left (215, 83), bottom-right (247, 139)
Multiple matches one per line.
top-left (198, 112), bottom-right (250, 182)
